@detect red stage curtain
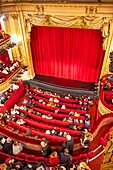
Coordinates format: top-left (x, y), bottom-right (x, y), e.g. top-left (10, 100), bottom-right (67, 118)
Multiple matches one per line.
top-left (30, 26), bottom-right (105, 83)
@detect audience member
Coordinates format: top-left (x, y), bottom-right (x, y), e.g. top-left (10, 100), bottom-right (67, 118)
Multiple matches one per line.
top-left (59, 148), bottom-right (72, 164)
top-left (47, 151), bottom-right (60, 166)
top-left (80, 131), bottom-right (93, 151)
top-left (3, 137), bottom-right (12, 154)
top-left (22, 163), bottom-right (34, 170)
top-left (77, 161), bottom-right (91, 170)
top-left (62, 135), bottom-right (74, 155)
top-left (12, 140), bottom-right (23, 156)
top-left (40, 140), bottom-right (51, 157)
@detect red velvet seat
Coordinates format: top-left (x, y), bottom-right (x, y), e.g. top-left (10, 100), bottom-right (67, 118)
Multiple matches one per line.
top-left (77, 153), bottom-right (88, 162)
top-left (35, 156), bottom-right (47, 163)
top-left (72, 156), bottom-right (78, 164)
top-left (17, 152), bottom-right (28, 160)
top-left (25, 154), bottom-right (37, 162)
top-left (87, 151), bottom-right (95, 159)
top-left (104, 132), bottom-right (110, 141)
top-left (15, 113), bottom-right (82, 137)
top-left (100, 137), bottom-right (107, 147)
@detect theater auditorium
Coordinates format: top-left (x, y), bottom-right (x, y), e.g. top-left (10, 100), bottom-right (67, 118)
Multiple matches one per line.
top-left (0, 0), bottom-right (113, 170)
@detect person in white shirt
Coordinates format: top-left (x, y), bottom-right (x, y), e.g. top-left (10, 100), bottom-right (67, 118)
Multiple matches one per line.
top-left (12, 84), bottom-right (19, 91)
top-left (12, 140), bottom-right (23, 155)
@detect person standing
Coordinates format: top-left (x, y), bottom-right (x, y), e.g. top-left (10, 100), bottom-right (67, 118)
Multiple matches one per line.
top-left (62, 135), bottom-right (74, 155)
top-left (40, 140), bottom-right (51, 157)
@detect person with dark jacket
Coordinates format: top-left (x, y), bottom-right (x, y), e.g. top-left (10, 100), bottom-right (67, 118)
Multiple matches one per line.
top-left (40, 140), bottom-right (51, 157)
top-left (22, 163), bottom-right (34, 170)
top-left (62, 135), bottom-right (74, 155)
top-left (3, 137), bottom-right (12, 154)
top-left (59, 148), bottom-right (72, 164)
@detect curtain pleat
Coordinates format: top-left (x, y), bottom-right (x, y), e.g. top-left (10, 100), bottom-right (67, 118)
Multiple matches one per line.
top-left (30, 26), bottom-right (105, 83)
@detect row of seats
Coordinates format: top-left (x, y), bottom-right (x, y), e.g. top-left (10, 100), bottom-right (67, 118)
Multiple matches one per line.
top-left (30, 87), bottom-right (91, 105)
top-left (28, 97), bottom-right (87, 114)
top-left (24, 103), bottom-right (86, 121)
top-left (9, 120), bottom-right (67, 142)
top-left (28, 92), bottom-right (88, 110)
top-left (0, 149), bottom-right (94, 165)
top-left (19, 105), bottom-right (85, 126)
top-left (14, 113), bottom-right (83, 136)
top-left (0, 60), bottom-right (21, 83)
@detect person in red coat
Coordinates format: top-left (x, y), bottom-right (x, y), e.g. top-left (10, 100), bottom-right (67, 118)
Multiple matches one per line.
top-left (47, 151), bottom-right (60, 166)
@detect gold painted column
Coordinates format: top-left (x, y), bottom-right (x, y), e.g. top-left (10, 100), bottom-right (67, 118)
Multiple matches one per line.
top-left (97, 20), bottom-right (113, 116)
top-left (15, 4), bottom-right (35, 78)
top-left (3, 5), bottom-right (35, 79)
top-left (100, 20), bottom-right (113, 78)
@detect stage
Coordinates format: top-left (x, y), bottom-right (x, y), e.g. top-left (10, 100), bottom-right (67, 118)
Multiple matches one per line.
top-left (25, 74), bottom-right (96, 96)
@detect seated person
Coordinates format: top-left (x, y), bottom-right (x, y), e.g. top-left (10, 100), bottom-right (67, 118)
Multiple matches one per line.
top-left (85, 114), bottom-right (91, 127)
top-left (69, 124), bottom-right (84, 131)
top-left (61, 105), bottom-right (66, 109)
top-left (107, 75), bottom-right (113, 82)
top-left (12, 84), bottom-right (19, 91)
top-left (80, 131), bottom-right (93, 151)
top-left (103, 80), bottom-right (112, 91)
top-left (0, 113), bottom-right (6, 127)
top-left (16, 118), bottom-right (25, 125)
top-left (22, 163), bottom-right (34, 170)
top-left (77, 161), bottom-right (91, 170)
top-left (63, 117), bottom-right (73, 123)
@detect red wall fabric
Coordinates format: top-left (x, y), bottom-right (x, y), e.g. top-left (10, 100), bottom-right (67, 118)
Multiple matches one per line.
top-left (30, 26), bottom-right (105, 83)
top-left (0, 51), bottom-right (10, 65)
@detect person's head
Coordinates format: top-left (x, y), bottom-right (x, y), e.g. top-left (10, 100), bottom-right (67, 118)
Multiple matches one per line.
top-left (6, 137), bottom-right (11, 143)
top-left (15, 164), bottom-right (21, 169)
top-left (0, 163), bottom-right (7, 170)
top-left (54, 109), bottom-right (59, 113)
top-left (85, 132), bottom-right (93, 141)
top-left (58, 166), bottom-right (66, 170)
top-left (50, 151), bottom-right (58, 158)
top-left (64, 148), bottom-right (69, 154)
top-left (27, 163), bottom-right (33, 169)
top-left (14, 140), bottom-right (19, 146)
top-left (69, 111), bottom-right (74, 116)
top-left (66, 135), bottom-right (71, 141)
top-left (73, 125), bottom-right (77, 130)
top-left (41, 141), bottom-right (47, 147)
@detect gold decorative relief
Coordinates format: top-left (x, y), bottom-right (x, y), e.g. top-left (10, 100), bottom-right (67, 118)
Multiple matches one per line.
top-left (98, 100), bottom-right (113, 115)
top-left (24, 15), bottom-right (34, 77)
top-left (10, 14), bottom-right (18, 20)
top-left (101, 129), bottom-right (113, 170)
top-left (101, 21), bottom-right (110, 50)
top-left (36, 5), bottom-right (44, 15)
top-left (27, 37), bottom-right (35, 77)
top-left (24, 14), bottom-right (110, 51)
top-left (85, 6), bottom-right (97, 16)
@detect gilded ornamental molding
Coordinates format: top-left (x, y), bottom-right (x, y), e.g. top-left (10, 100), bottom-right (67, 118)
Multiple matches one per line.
top-left (101, 128), bottom-right (113, 170)
top-left (24, 13), bottom-right (110, 50)
top-left (98, 100), bottom-right (113, 115)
